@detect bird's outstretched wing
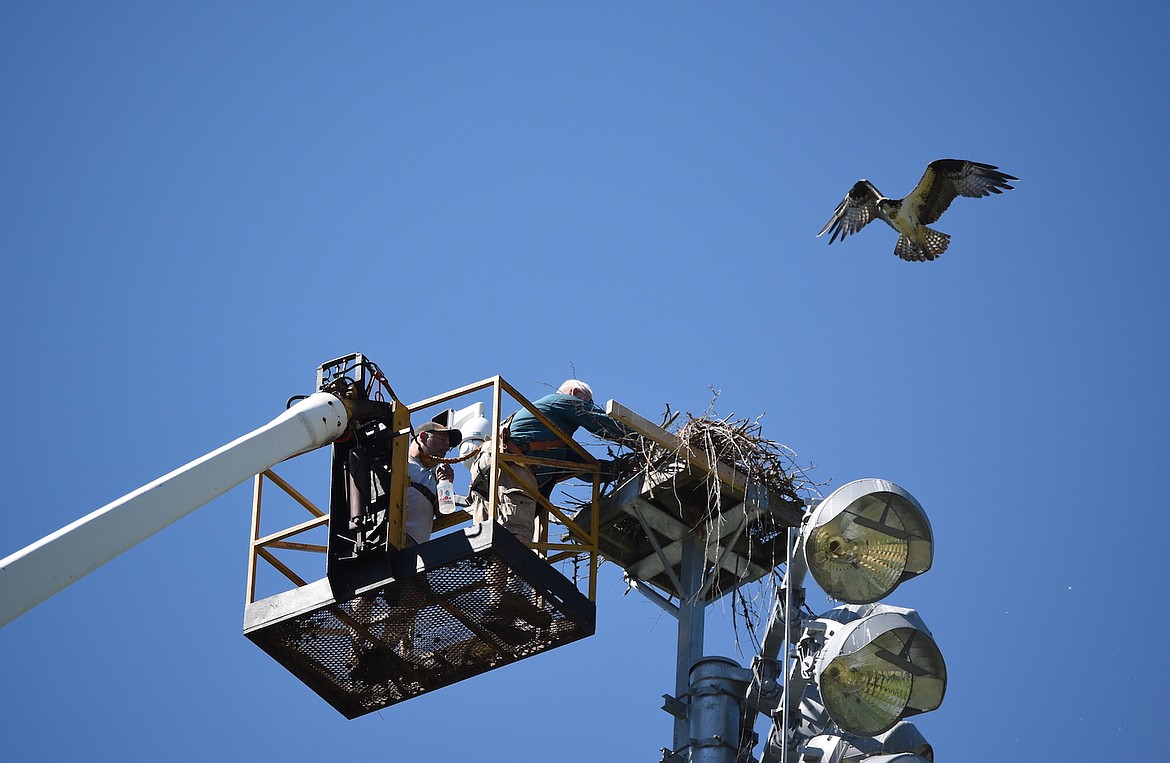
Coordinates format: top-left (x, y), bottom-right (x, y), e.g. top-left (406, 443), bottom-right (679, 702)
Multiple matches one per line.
top-left (907, 159), bottom-right (1018, 225)
top-left (818, 179), bottom-right (885, 244)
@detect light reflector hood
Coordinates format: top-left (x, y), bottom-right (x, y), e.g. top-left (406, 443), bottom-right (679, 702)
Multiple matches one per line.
top-left (803, 479), bottom-right (932, 604)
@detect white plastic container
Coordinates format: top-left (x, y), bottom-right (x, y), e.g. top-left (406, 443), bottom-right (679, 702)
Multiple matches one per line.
top-left (436, 478), bottom-right (456, 514)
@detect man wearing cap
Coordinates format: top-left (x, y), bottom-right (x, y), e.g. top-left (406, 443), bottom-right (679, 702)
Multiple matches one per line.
top-left (405, 421), bottom-right (462, 545)
top-left (347, 419), bottom-right (461, 679)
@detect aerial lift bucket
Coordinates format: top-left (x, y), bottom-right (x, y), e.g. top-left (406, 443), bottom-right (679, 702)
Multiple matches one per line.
top-left (244, 521), bottom-right (595, 719)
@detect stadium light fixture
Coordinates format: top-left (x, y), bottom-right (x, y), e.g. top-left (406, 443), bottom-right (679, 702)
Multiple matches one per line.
top-left (812, 605), bottom-right (946, 737)
top-left (808, 718), bottom-right (935, 761)
top-left (753, 479), bottom-right (944, 763)
top-left (799, 727), bottom-right (933, 763)
top-left (802, 479), bottom-right (933, 604)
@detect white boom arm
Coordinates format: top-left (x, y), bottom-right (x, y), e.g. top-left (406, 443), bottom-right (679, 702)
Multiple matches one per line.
top-left (0, 392), bottom-right (348, 627)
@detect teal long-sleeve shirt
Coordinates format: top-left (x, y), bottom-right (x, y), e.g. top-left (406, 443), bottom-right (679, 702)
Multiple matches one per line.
top-left (508, 392), bottom-right (633, 449)
top-left (508, 392), bottom-right (634, 492)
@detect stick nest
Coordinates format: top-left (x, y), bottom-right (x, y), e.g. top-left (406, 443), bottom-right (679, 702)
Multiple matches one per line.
top-left (605, 406), bottom-right (815, 506)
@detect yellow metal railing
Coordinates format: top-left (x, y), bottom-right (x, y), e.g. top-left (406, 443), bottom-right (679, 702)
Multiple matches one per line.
top-left (246, 467), bottom-right (329, 604)
top-left (245, 375), bottom-right (604, 605)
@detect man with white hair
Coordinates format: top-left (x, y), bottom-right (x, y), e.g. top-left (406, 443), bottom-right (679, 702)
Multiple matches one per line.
top-left (507, 379), bottom-right (634, 495)
top-left (469, 379), bottom-right (634, 542)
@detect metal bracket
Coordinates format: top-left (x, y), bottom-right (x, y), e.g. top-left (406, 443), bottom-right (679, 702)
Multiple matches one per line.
top-left (661, 693), bottom-right (689, 720)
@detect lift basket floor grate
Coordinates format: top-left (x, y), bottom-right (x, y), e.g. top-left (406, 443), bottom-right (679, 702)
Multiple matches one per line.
top-left (245, 523), bottom-right (595, 719)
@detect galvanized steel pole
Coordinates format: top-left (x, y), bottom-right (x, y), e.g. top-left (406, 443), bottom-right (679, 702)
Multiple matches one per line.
top-left (688, 657), bottom-right (752, 763)
top-left (673, 533), bottom-right (708, 751)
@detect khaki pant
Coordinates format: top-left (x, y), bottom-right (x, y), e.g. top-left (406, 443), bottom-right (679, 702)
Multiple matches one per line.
top-left (469, 442), bottom-right (539, 542)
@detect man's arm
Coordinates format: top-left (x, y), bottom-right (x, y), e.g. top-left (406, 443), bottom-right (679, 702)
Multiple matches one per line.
top-left (561, 396), bottom-right (635, 442)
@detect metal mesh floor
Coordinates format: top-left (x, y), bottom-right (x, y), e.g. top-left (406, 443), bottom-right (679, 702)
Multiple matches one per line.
top-left (245, 524), bottom-right (595, 719)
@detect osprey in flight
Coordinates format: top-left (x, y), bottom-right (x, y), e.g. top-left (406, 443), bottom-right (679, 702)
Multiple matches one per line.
top-left (818, 159), bottom-right (1017, 261)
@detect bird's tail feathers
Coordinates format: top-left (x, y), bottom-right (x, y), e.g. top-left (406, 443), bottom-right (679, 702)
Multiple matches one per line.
top-left (894, 227), bottom-right (950, 262)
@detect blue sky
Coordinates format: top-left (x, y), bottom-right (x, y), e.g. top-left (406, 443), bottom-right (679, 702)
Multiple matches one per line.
top-left (2, 2), bottom-right (1167, 760)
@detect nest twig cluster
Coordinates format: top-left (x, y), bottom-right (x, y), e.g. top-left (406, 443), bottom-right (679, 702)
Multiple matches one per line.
top-left (606, 405), bottom-right (816, 506)
top-left (596, 405), bottom-right (822, 656)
